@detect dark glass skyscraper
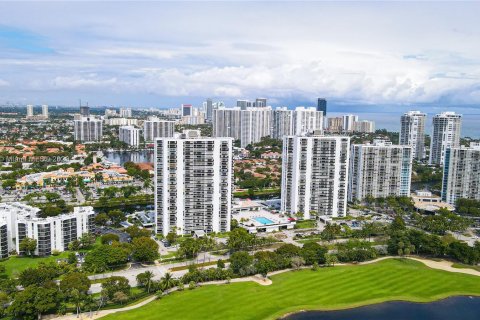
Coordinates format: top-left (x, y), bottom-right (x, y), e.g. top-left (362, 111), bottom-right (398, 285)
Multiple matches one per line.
top-left (317, 98), bottom-right (327, 116)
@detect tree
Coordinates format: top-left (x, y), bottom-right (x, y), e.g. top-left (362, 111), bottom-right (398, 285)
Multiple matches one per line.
top-left (160, 272), bottom-right (176, 291)
top-left (113, 291), bottom-right (129, 305)
top-left (131, 237), bottom-right (159, 263)
top-left (95, 212), bottom-right (109, 226)
top-left (300, 242), bottom-right (328, 265)
top-left (107, 209), bottom-right (125, 227)
top-left (18, 264), bottom-right (59, 287)
top-left (101, 276), bottom-right (130, 301)
top-left (275, 244), bottom-right (301, 258)
top-left (136, 271), bottom-right (154, 293)
top-left (79, 233), bottom-right (96, 248)
top-left (178, 238), bottom-right (201, 259)
top-left (291, 256), bottom-right (305, 270)
top-left (83, 245), bottom-right (130, 273)
top-left (67, 252), bottom-right (78, 265)
top-left (324, 254), bottom-right (339, 267)
top-left (125, 225), bottom-right (151, 239)
top-left (321, 223), bottom-right (341, 242)
top-left (60, 272), bottom-right (91, 297)
top-left (8, 282), bottom-right (60, 320)
top-left (19, 237), bottom-right (37, 256)
top-left (101, 233), bottom-right (120, 245)
top-left (166, 232), bottom-right (177, 244)
top-left (229, 251), bottom-right (253, 274)
top-left (217, 259), bottom-right (225, 269)
top-left (227, 228), bottom-right (254, 252)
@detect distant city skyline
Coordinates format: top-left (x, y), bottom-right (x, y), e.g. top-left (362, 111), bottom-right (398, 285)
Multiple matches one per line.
top-left (0, 2), bottom-right (480, 110)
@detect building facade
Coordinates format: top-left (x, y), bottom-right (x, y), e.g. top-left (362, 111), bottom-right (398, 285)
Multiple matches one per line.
top-left (154, 132), bottom-right (233, 236)
top-left (143, 118), bottom-right (175, 141)
top-left (353, 120), bottom-right (375, 133)
top-left (441, 143), bottom-right (480, 205)
top-left (342, 114), bottom-right (359, 132)
top-left (281, 135), bottom-right (350, 219)
top-left (430, 112), bottom-right (462, 166)
top-left (348, 140), bottom-right (413, 201)
top-left (317, 98), bottom-right (327, 116)
top-left (0, 203), bottom-right (95, 257)
top-left (272, 107), bottom-right (294, 139)
top-left (327, 117), bottom-right (343, 133)
top-left (74, 116), bottom-right (103, 142)
top-left (213, 107), bottom-right (271, 148)
top-left (119, 125), bottom-right (140, 146)
top-left (400, 111), bottom-right (426, 160)
top-left (119, 107), bottom-right (132, 118)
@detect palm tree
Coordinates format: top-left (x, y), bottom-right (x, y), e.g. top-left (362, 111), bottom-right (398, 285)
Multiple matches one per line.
top-left (160, 272), bottom-right (176, 291)
top-left (143, 271), bottom-right (154, 293)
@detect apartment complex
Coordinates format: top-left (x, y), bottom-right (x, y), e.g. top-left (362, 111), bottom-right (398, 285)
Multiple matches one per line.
top-left (342, 115), bottom-right (359, 132)
top-left (441, 143), bottom-right (480, 205)
top-left (353, 120), bottom-right (375, 133)
top-left (213, 107), bottom-right (271, 147)
top-left (154, 131), bottom-right (233, 236)
top-left (119, 107), bottom-right (132, 118)
top-left (430, 112), bottom-right (462, 165)
top-left (281, 135), bottom-right (350, 218)
top-left (400, 111), bottom-right (426, 160)
top-left (0, 203), bottom-right (95, 257)
top-left (272, 107), bottom-right (323, 139)
top-left (348, 140), bottom-right (413, 201)
top-left (327, 117), bottom-right (343, 133)
top-left (74, 116), bottom-right (103, 142)
top-left (143, 117), bottom-right (175, 141)
top-left (119, 125), bottom-right (140, 146)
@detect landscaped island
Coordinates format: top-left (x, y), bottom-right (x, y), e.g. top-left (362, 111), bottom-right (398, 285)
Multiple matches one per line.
top-left (102, 259), bottom-right (480, 320)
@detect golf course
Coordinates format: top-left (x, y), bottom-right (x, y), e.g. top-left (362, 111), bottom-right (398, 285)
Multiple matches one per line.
top-left (101, 258), bottom-right (480, 320)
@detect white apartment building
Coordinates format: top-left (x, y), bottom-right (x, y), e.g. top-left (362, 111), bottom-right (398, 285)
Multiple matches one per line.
top-left (213, 107), bottom-right (271, 148)
top-left (348, 140), bottom-right (413, 201)
top-left (281, 135), bottom-right (350, 219)
top-left (342, 114), bottom-right (359, 132)
top-left (154, 131), bottom-right (233, 236)
top-left (441, 143), bottom-right (480, 205)
top-left (353, 120), bottom-right (375, 133)
top-left (143, 117), bottom-right (175, 141)
top-left (42, 104), bottom-right (49, 118)
top-left (104, 108), bottom-right (118, 118)
top-left (272, 107), bottom-right (323, 139)
top-left (327, 117), bottom-right (343, 133)
top-left (74, 116), bottom-right (103, 142)
top-left (119, 125), bottom-right (140, 146)
top-left (0, 203), bottom-right (95, 257)
top-left (26, 104), bottom-right (34, 118)
top-left (272, 107), bottom-right (294, 139)
top-left (119, 107), bottom-right (132, 118)
top-left (400, 111), bottom-right (426, 160)
top-left (430, 112), bottom-right (462, 166)
top-left (104, 117), bottom-right (138, 126)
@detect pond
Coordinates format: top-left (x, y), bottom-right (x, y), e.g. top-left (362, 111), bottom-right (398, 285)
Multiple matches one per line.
top-left (103, 150), bottom-right (153, 165)
top-left (285, 296), bottom-right (480, 320)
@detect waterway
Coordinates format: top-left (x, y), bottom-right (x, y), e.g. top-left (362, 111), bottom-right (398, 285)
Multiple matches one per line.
top-left (285, 296), bottom-right (480, 320)
top-left (104, 150), bottom-right (153, 165)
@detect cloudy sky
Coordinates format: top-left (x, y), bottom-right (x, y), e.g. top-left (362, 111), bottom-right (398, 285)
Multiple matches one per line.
top-left (0, 1), bottom-right (480, 111)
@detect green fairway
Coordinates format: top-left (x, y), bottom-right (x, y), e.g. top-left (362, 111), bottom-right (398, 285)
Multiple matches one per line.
top-left (102, 259), bottom-right (480, 320)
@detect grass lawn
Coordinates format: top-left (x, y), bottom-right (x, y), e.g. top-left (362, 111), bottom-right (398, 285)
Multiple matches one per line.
top-left (0, 252), bottom-right (69, 277)
top-left (294, 219), bottom-right (317, 229)
top-left (101, 258), bottom-right (480, 320)
top-left (452, 262), bottom-right (480, 272)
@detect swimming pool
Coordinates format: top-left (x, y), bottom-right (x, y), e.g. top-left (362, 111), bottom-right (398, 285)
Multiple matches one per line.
top-left (254, 217), bottom-right (274, 225)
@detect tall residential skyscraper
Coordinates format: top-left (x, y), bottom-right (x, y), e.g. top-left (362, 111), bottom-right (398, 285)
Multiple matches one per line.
top-left (80, 106), bottom-right (90, 116)
top-left (205, 98), bottom-right (213, 122)
top-left (272, 107), bottom-right (294, 139)
top-left (441, 143), bottom-right (480, 205)
top-left (143, 117), bottom-right (175, 142)
top-left (353, 120), bottom-right (375, 133)
top-left (213, 107), bottom-right (271, 147)
top-left (342, 114), bottom-right (359, 132)
top-left (119, 107), bottom-right (132, 118)
top-left (154, 131), bottom-right (233, 236)
top-left (236, 99), bottom-right (252, 110)
top-left (430, 112), bottom-right (462, 166)
top-left (74, 116), bottom-right (103, 142)
top-left (255, 98), bottom-right (267, 107)
top-left (119, 125), bottom-right (140, 146)
top-left (348, 140), bottom-right (413, 201)
top-left (26, 104), bottom-right (34, 118)
top-left (317, 98), bottom-right (327, 116)
top-left (41, 104), bottom-right (49, 118)
top-left (182, 104), bottom-right (193, 116)
top-left (400, 111), bottom-right (426, 160)
top-left (327, 117), bottom-right (343, 133)
top-left (281, 134), bottom-right (350, 218)
top-left (293, 107), bottom-right (324, 135)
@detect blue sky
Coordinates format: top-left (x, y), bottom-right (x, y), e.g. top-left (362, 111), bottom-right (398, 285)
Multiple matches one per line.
top-left (0, 1), bottom-right (479, 111)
